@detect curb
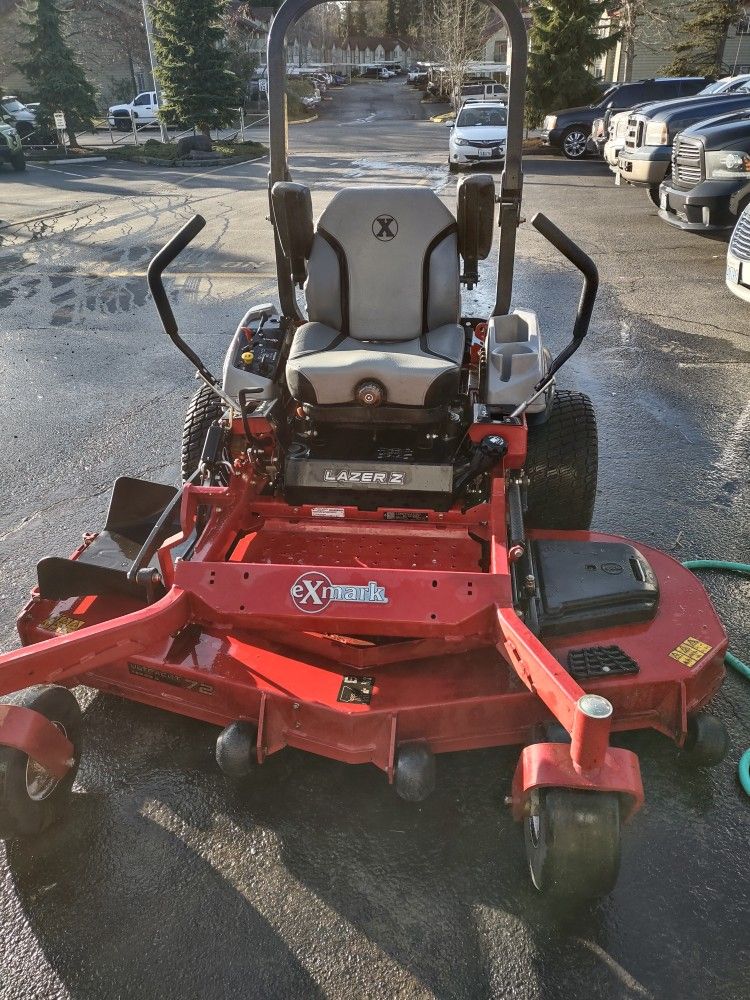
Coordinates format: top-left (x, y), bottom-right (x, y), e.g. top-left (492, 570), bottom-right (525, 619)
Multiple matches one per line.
top-left (289, 114), bottom-right (318, 125)
top-left (34, 156), bottom-right (108, 165)
top-left (103, 151), bottom-right (268, 169)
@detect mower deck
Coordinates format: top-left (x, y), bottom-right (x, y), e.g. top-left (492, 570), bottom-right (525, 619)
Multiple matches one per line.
top-left (10, 480), bottom-right (726, 796)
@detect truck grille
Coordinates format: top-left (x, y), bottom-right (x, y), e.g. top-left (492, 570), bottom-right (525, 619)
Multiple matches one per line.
top-left (624, 116), bottom-right (644, 150)
top-left (730, 208), bottom-right (750, 260)
top-left (672, 136), bottom-right (704, 190)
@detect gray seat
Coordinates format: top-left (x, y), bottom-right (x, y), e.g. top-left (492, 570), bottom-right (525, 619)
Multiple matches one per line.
top-left (285, 186), bottom-right (464, 408)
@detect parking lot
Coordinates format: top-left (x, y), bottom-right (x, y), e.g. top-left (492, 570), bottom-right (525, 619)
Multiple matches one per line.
top-left (0, 79), bottom-right (748, 999)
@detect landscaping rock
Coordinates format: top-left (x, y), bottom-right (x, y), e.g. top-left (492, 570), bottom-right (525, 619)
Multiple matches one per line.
top-left (176, 134), bottom-right (213, 157)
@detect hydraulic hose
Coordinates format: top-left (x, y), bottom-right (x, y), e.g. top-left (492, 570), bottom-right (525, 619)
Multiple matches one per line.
top-left (682, 560), bottom-right (750, 796)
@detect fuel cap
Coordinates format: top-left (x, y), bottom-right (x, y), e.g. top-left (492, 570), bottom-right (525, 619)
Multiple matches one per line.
top-left (355, 380), bottom-right (386, 406)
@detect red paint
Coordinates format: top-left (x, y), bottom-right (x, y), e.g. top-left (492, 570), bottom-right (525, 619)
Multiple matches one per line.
top-left (0, 704), bottom-right (75, 777)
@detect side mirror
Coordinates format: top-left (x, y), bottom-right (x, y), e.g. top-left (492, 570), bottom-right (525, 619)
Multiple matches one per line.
top-left (445, 120), bottom-right (454, 128)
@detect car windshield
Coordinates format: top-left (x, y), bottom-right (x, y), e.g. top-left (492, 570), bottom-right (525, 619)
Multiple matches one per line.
top-left (1, 99), bottom-right (25, 113)
top-left (457, 107), bottom-right (507, 127)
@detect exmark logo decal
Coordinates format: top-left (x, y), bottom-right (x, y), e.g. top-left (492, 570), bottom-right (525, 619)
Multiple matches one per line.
top-left (290, 571), bottom-right (389, 614)
top-left (323, 469), bottom-right (405, 485)
top-left (372, 215), bottom-right (398, 241)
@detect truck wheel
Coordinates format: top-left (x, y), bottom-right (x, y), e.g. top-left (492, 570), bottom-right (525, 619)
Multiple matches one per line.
top-left (524, 390), bottom-right (598, 530)
top-left (646, 185), bottom-right (660, 208)
top-left (561, 127), bottom-right (588, 160)
top-left (11, 153), bottom-right (26, 172)
top-left (181, 382), bottom-right (224, 482)
top-left (0, 686), bottom-right (82, 840)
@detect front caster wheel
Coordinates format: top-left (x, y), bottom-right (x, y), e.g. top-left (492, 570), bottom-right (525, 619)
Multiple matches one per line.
top-left (216, 721), bottom-right (258, 778)
top-left (0, 686), bottom-right (82, 840)
top-left (680, 713), bottom-right (729, 767)
top-left (394, 742), bottom-right (435, 802)
top-left (524, 788), bottom-right (621, 898)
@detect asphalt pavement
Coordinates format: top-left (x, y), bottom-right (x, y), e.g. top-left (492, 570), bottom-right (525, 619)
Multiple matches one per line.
top-left (0, 79), bottom-right (748, 1000)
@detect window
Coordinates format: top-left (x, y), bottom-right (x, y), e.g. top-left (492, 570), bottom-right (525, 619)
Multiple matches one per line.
top-left (133, 93), bottom-right (151, 106)
top-left (493, 40), bottom-right (507, 63)
top-left (613, 84), bottom-right (647, 106)
top-left (456, 106), bottom-right (507, 127)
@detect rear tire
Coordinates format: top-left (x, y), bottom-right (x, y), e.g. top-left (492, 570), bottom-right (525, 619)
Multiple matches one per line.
top-left (181, 382), bottom-right (224, 483)
top-left (524, 389), bottom-right (598, 530)
top-left (524, 788), bottom-right (621, 898)
top-left (11, 153), bottom-right (25, 172)
top-left (448, 160), bottom-right (459, 173)
top-left (646, 184), bottom-right (660, 208)
top-left (0, 686), bottom-right (82, 840)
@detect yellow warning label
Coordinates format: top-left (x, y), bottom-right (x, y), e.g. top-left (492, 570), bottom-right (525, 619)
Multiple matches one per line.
top-left (40, 613), bottom-right (85, 635)
top-left (669, 637), bottom-right (712, 668)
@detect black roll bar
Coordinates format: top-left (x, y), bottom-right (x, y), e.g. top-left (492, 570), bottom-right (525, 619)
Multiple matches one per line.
top-left (266, 0), bottom-right (527, 320)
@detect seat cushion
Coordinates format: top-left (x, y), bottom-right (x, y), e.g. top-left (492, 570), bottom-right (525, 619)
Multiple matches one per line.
top-left (287, 321), bottom-right (465, 407)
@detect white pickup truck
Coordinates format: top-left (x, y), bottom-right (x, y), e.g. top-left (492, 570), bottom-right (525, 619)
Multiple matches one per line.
top-left (107, 91), bottom-right (161, 131)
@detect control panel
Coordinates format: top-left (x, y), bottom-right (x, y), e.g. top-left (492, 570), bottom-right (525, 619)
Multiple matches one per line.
top-left (222, 304), bottom-right (284, 401)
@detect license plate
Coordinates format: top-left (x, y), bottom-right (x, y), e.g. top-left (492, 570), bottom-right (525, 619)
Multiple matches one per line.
top-left (477, 148), bottom-right (492, 157)
top-left (727, 262), bottom-right (740, 285)
top-left (619, 159), bottom-right (632, 173)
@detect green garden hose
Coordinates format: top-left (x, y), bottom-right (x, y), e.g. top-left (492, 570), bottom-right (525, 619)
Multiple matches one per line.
top-left (682, 560), bottom-right (750, 796)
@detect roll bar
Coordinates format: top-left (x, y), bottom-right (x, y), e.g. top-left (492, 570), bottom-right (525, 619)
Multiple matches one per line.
top-left (266, 0), bottom-right (527, 320)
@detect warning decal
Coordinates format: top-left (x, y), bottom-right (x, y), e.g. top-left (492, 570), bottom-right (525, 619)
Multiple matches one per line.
top-left (40, 613), bottom-right (85, 635)
top-left (669, 637), bottom-right (712, 668)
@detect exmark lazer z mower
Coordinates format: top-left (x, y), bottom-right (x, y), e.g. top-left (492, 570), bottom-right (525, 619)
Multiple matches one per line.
top-left (0, 0), bottom-right (730, 897)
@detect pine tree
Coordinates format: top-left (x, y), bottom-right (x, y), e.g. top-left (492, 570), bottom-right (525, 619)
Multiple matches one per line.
top-left (526, 0), bottom-right (620, 127)
top-left (151, 0), bottom-right (241, 137)
top-left (665, 0), bottom-right (739, 77)
top-left (386, 0), bottom-right (398, 35)
top-left (353, 0), bottom-right (368, 36)
top-left (16, 0), bottom-right (97, 147)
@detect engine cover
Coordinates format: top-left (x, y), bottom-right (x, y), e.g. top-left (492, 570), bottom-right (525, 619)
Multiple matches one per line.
top-left (283, 456), bottom-right (454, 510)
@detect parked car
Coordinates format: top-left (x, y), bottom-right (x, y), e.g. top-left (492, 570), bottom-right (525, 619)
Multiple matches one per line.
top-left (616, 88), bottom-right (750, 204)
top-left (107, 91), bottom-right (161, 131)
top-left (701, 74), bottom-right (750, 95)
top-left (600, 109), bottom-right (636, 169)
top-left (542, 77), bottom-right (710, 159)
top-left (454, 82), bottom-right (507, 105)
top-left (726, 202), bottom-right (750, 301)
top-left (658, 109), bottom-right (750, 232)
top-left (0, 121), bottom-right (25, 172)
top-left (447, 100), bottom-right (507, 172)
top-left (0, 95), bottom-right (36, 139)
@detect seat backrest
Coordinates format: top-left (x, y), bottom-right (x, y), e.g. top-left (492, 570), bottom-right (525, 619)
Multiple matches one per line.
top-left (305, 186), bottom-right (459, 341)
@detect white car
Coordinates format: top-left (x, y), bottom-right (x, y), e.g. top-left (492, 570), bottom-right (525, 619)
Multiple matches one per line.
top-left (602, 109), bottom-right (631, 171)
top-left (107, 91), bottom-right (161, 131)
top-left (448, 101), bottom-right (507, 172)
top-left (699, 74), bottom-right (750, 95)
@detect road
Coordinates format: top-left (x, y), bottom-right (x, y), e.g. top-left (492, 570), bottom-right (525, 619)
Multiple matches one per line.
top-left (0, 79), bottom-right (748, 1000)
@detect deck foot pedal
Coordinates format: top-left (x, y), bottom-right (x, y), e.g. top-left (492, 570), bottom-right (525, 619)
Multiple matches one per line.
top-left (567, 645), bottom-right (639, 680)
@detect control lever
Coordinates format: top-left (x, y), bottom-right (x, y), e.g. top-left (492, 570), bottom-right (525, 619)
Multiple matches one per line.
top-left (147, 214), bottom-right (236, 413)
top-left (453, 435), bottom-right (507, 499)
top-left (508, 213), bottom-right (598, 419)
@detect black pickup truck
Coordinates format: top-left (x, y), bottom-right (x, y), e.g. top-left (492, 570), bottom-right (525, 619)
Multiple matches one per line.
top-left (658, 110), bottom-right (750, 231)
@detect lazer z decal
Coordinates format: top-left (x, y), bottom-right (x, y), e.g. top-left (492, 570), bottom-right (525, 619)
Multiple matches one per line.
top-left (128, 662), bottom-right (214, 695)
top-left (323, 469), bottom-right (405, 485)
top-left (290, 572), bottom-right (388, 614)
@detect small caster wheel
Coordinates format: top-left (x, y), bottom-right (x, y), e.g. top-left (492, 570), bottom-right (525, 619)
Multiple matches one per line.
top-left (0, 685), bottom-right (82, 840)
top-left (394, 742), bottom-right (435, 802)
top-left (216, 721), bottom-right (257, 778)
top-left (680, 714), bottom-right (729, 768)
top-left (524, 788), bottom-right (621, 898)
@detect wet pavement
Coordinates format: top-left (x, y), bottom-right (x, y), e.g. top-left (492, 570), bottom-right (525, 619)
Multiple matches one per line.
top-left (0, 80), bottom-right (748, 999)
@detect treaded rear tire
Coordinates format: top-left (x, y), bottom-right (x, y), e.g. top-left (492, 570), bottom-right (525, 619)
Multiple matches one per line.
top-left (181, 382), bottom-right (223, 482)
top-left (524, 389), bottom-right (598, 530)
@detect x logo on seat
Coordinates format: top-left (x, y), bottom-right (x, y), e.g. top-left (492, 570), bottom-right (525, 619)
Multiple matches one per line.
top-left (372, 215), bottom-right (398, 241)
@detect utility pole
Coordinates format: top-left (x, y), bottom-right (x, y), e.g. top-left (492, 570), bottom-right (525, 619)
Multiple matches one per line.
top-left (142, 0), bottom-right (170, 142)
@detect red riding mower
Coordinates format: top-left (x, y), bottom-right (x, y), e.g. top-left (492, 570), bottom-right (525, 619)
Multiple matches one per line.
top-left (0, 0), bottom-right (730, 897)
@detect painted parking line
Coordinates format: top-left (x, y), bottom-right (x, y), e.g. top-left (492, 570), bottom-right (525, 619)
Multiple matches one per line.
top-left (27, 163), bottom-right (90, 179)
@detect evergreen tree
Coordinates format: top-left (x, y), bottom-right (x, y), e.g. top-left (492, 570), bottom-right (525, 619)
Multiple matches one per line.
top-left (665, 0), bottom-right (739, 77)
top-left (353, 0), bottom-right (368, 35)
top-left (526, 0), bottom-right (619, 127)
top-left (151, 0), bottom-right (241, 136)
top-left (16, 0), bottom-right (97, 147)
top-left (386, 0), bottom-right (397, 35)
